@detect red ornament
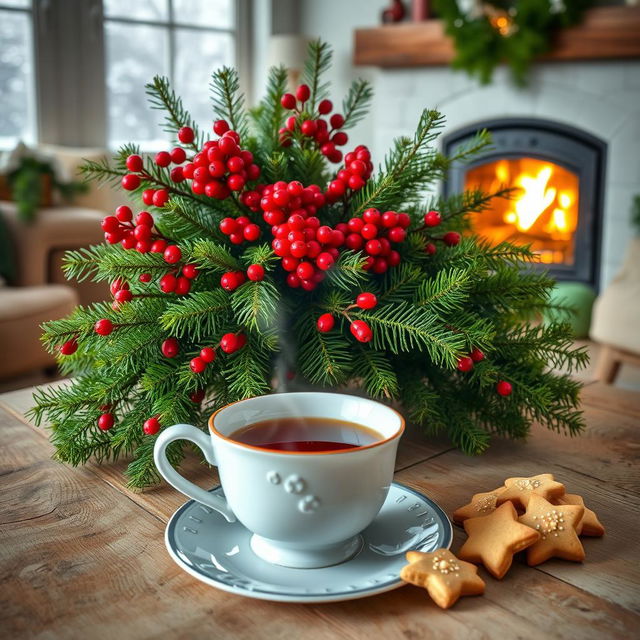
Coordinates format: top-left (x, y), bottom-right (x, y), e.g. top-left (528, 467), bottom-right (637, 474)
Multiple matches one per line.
top-left (350, 320), bottom-right (373, 343)
top-left (178, 126), bottom-right (194, 144)
top-left (98, 413), bottom-right (114, 431)
top-left (443, 231), bottom-right (461, 247)
top-left (59, 338), bottom-right (78, 355)
top-left (190, 356), bottom-right (207, 373)
top-left (94, 318), bottom-right (113, 336)
top-left (496, 381), bottom-right (513, 396)
top-left (161, 337), bottom-right (179, 358)
top-left (316, 313), bottom-right (335, 332)
top-left (470, 348), bottom-right (485, 363)
top-left (457, 356), bottom-right (474, 372)
top-left (247, 264), bottom-right (265, 281)
top-left (356, 292), bottom-right (377, 310)
top-left (143, 416), bottom-right (161, 435)
top-left (163, 245), bottom-right (182, 264)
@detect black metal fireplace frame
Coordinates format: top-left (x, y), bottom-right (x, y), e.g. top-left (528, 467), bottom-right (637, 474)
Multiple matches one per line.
top-left (442, 118), bottom-right (607, 290)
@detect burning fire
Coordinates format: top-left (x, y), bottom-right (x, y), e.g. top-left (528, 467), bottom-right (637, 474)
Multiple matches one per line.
top-left (466, 157), bottom-right (579, 265)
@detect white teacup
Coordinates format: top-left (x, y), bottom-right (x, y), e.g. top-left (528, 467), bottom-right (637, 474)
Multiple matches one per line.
top-left (154, 392), bottom-right (405, 569)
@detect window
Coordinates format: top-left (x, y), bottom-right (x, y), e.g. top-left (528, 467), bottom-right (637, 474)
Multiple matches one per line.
top-left (103, 0), bottom-right (237, 149)
top-left (0, 0), bottom-right (35, 148)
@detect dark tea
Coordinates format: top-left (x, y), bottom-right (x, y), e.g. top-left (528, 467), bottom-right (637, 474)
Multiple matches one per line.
top-left (229, 417), bottom-right (382, 452)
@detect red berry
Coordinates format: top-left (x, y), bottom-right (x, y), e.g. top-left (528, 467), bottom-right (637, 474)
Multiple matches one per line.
top-left (133, 224), bottom-right (151, 242)
top-left (161, 337), bottom-right (179, 358)
top-left (164, 245), bottom-right (182, 264)
top-left (388, 226), bottom-right (406, 243)
top-left (457, 356), bottom-right (474, 372)
top-left (290, 240), bottom-right (307, 258)
top-left (139, 272), bottom-right (152, 283)
top-left (190, 389), bottom-right (205, 403)
top-left (228, 174), bottom-right (245, 191)
top-left (213, 119), bottom-right (230, 135)
top-left (98, 413), bottom-right (114, 431)
top-left (243, 223), bottom-right (260, 242)
top-left (332, 131), bottom-right (348, 146)
top-left (218, 136), bottom-right (238, 156)
top-left (345, 233), bottom-right (364, 251)
top-left (350, 320), bottom-right (372, 343)
top-left (220, 217), bottom-right (238, 235)
top-left (126, 154), bottom-right (143, 172)
top-left (443, 231), bottom-right (461, 247)
top-left (330, 113), bottom-right (345, 129)
top-left (94, 318), bottom-right (113, 336)
top-left (135, 240), bottom-right (151, 254)
top-left (135, 211), bottom-right (154, 227)
top-left (398, 212), bottom-right (411, 229)
top-left (286, 273), bottom-right (301, 288)
top-left (175, 276), bottom-right (191, 295)
top-left (315, 226), bottom-right (332, 244)
top-left (200, 347), bottom-right (216, 363)
top-left (182, 264), bottom-right (199, 279)
top-left (220, 272), bottom-right (241, 292)
top-left (365, 239), bottom-right (382, 255)
top-left (318, 99), bottom-right (333, 114)
top-left (153, 189), bottom-right (169, 207)
top-left (372, 258), bottom-right (388, 274)
top-left (142, 189), bottom-right (155, 205)
top-left (281, 257), bottom-right (299, 272)
top-left (227, 156), bottom-right (244, 173)
top-left (178, 126), bottom-right (195, 144)
top-left (356, 292), bottom-right (377, 310)
top-left (388, 250), bottom-right (401, 267)
top-left (159, 272), bottom-right (177, 293)
top-left (143, 416), bottom-right (161, 435)
top-left (348, 217), bottom-right (364, 233)
top-left (101, 215), bottom-right (120, 233)
top-left (361, 223), bottom-right (378, 240)
top-left (316, 252), bottom-right (335, 271)
top-left (425, 242), bottom-right (437, 255)
top-left (155, 151), bottom-right (171, 167)
top-left (247, 264), bottom-right (265, 281)
top-left (348, 175), bottom-right (365, 190)
top-left (150, 239), bottom-right (168, 253)
top-left (316, 313), bottom-right (335, 332)
top-left (470, 348), bottom-right (485, 363)
top-left (170, 147), bottom-right (186, 164)
top-left (170, 167), bottom-right (184, 182)
top-left (496, 381), bottom-right (513, 396)
top-left (114, 289), bottom-right (132, 303)
top-left (296, 261), bottom-right (314, 280)
top-left (296, 84), bottom-right (310, 102)
top-left (220, 333), bottom-right (239, 354)
top-left (190, 357), bottom-right (207, 373)
top-left (381, 211), bottom-right (399, 228)
top-left (121, 235), bottom-right (136, 250)
top-left (301, 120), bottom-right (317, 136)
top-left (331, 230), bottom-right (345, 247)
top-left (363, 208), bottom-right (381, 225)
top-left (281, 93), bottom-right (296, 109)
top-left (328, 179), bottom-right (346, 197)
top-left (59, 338), bottom-right (78, 355)
top-left (115, 205), bottom-right (132, 222)
top-left (424, 210), bottom-right (442, 227)
top-left (287, 181), bottom-right (304, 196)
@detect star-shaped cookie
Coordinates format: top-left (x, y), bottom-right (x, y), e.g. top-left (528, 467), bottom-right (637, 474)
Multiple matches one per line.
top-left (452, 487), bottom-right (506, 524)
top-left (518, 494), bottom-right (585, 566)
top-left (458, 501), bottom-right (540, 578)
top-left (555, 493), bottom-right (605, 537)
top-left (400, 548), bottom-right (485, 609)
top-left (497, 473), bottom-right (565, 509)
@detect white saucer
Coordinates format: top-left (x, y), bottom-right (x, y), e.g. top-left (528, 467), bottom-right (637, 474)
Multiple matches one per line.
top-left (165, 482), bottom-right (452, 603)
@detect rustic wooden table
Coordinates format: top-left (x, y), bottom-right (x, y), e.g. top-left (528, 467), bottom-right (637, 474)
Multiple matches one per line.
top-left (1, 381), bottom-right (639, 639)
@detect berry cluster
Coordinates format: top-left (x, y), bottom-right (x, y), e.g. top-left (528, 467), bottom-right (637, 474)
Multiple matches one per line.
top-left (101, 206), bottom-right (168, 252)
top-left (279, 85), bottom-right (349, 163)
top-left (180, 120), bottom-right (260, 199)
top-left (190, 333), bottom-right (247, 374)
top-left (342, 207), bottom-right (410, 274)
top-left (316, 292), bottom-right (378, 343)
top-left (456, 348), bottom-right (485, 372)
top-left (325, 146), bottom-right (373, 200)
top-left (110, 278), bottom-right (132, 310)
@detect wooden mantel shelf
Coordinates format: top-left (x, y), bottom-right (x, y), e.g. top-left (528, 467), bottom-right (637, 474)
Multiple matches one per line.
top-left (354, 6), bottom-right (640, 68)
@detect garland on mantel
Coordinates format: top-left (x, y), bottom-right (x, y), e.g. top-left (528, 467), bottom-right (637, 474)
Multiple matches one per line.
top-left (435, 0), bottom-right (592, 86)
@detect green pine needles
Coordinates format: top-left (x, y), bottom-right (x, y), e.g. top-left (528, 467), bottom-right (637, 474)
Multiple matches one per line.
top-left (30, 39), bottom-right (588, 489)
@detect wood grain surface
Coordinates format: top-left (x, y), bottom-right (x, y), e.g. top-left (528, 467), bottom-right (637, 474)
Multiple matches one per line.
top-left (1, 382), bottom-right (639, 640)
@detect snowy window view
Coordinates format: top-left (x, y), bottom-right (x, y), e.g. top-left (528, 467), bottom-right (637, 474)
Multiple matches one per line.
top-left (104, 0), bottom-right (235, 149)
top-left (0, 0), bottom-right (35, 149)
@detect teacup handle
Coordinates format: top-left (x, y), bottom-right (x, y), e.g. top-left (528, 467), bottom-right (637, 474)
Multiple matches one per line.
top-left (153, 423), bottom-right (236, 522)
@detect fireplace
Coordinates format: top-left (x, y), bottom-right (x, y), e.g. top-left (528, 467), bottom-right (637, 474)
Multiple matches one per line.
top-left (443, 118), bottom-right (607, 289)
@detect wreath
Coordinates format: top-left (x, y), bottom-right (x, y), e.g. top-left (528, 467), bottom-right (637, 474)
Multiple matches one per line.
top-left (435, 0), bottom-right (592, 86)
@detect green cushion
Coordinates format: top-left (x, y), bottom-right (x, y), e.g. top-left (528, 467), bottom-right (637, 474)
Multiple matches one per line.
top-left (543, 282), bottom-right (596, 339)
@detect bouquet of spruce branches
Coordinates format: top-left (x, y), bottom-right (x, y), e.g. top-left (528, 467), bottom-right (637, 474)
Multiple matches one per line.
top-left (29, 40), bottom-right (587, 488)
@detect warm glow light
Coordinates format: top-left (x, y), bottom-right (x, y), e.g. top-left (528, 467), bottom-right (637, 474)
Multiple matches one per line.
top-left (466, 157), bottom-right (579, 266)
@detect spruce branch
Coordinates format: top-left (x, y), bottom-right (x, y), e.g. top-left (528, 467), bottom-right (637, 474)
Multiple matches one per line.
top-left (341, 79), bottom-right (374, 130)
top-left (301, 39), bottom-right (332, 112)
top-left (210, 67), bottom-right (249, 140)
top-left (160, 290), bottom-right (231, 341)
top-left (253, 65), bottom-right (288, 150)
top-left (324, 250), bottom-right (369, 291)
top-left (145, 75), bottom-right (204, 150)
top-left (188, 239), bottom-right (242, 272)
top-left (352, 348), bottom-right (399, 399)
top-left (231, 280), bottom-right (281, 331)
